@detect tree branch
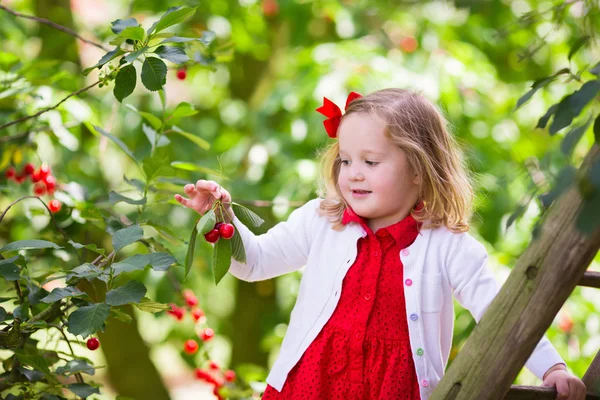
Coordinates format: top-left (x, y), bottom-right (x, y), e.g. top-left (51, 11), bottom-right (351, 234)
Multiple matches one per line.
top-left (0, 80), bottom-right (100, 131)
top-left (0, 4), bottom-right (109, 51)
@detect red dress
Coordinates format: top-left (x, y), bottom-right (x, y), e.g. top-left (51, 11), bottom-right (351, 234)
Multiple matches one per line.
top-left (262, 206), bottom-right (422, 400)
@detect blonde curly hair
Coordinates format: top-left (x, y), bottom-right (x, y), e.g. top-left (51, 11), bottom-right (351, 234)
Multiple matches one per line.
top-left (316, 88), bottom-right (474, 233)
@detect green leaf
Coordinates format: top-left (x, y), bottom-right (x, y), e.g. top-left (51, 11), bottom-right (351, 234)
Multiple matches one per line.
top-left (111, 18), bottom-right (139, 34)
top-left (0, 263), bottom-right (20, 281)
top-left (151, 6), bottom-right (198, 34)
top-left (561, 118), bottom-right (592, 156)
top-left (197, 210), bottom-right (216, 234)
top-left (536, 104), bottom-right (558, 129)
top-left (67, 383), bottom-right (100, 399)
top-left (154, 45), bottom-right (189, 64)
top-left (105, 281), bottom-right (147, 306)
top-left (111, 252), bottom-right (177, 276)
top-left (124, 104), bottom-right (162, 130)
top-left (514, 68), bottom-right (570, 111)
top-left (82, 47), bottom-right (124, 75)
top-left (594, 115), bottom-right (600, 145)
top-left (549, 97), bottom-right (575, 135)
top-left (142, 123), bottom-right (170, 150)
top-left (184, 224), bottom-right (198, 280)
top-left (0, 240), bottom-right (61, 253)
top-left (16, 353), bottom-right (50, 375)
top-left (119, 26), bottom-right (145, 42)
top-left (113, 64), bottom-right (137, 102)
top-left (68, 241), bottom-right (106, 255)
top-left (124, 46), bottom-right (148, 63)
top-left (109, 190), bottom-right (147, 205)
top-left (55, 359), bottom-right (95, 376)
top-left (570, 80), bottom-right (600, 116)
top-left (169, 102), bottom-right (198, 120)
top-left (67, 303), bottom-right (110, 337)
top-left (159, 36), bottom-right (196, 44)
top-left (110, 307), bottom-right (133, 323)
top-left (590, 62), bottom-right (600, 77)
top-left (124, 176), bottom-right (147, 192)
top-left (198, 31), bottom-right (216, 46)
top-left (231, 221), bottom-right (246, 263)
top-left (134, 297), bottom-right (170, 313)
top-left (231, 203), bottom-right (264, 228)
top-left (141, 57), bottom-right (167, 91)
top-left (93, 125), bottom-right (138, 165)
top-left (112, 225), bottom-right (144, 252)
top-left (41, 287), bottom-right (86, 303)
top-left (143, 154), bottom-right (176, 183)
top-left (171, 161), bottom-right (222, 175)
top-left (213, 237), bottom-right (232, 285)
top-left (170, 126), bottom-right (210, 150)
top-left (66, 263), bottom-right (110, 283)
top-left (568, 35), bottom-right (590, 60)
top-left (14, 301), bottom-right (29, 320)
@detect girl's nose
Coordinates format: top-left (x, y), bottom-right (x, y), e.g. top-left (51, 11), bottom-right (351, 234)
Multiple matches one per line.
top-left (349, 168), bottom-right (364, 181)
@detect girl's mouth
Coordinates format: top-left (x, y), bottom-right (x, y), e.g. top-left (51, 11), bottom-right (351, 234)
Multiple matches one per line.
top-left (352, 190), bottom-right (372, 197)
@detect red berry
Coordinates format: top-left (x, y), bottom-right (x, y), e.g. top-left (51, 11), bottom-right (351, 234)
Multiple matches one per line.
top-left (33, 182), bottom-right (46, 196)
top-left (219, 223), bottom-right (235, 239)
top-left (214, 222), bottom-right (224, 231)
top-left (48, 199), bottom-right (61, 213)
top-left (191, 307), bottom-right (205, 323)
top-left (176, 69), bottom-right (187, 80)
top-left (23, 163), bottom-right (35, 175)
top-left (86, 337), bottom-right (100, 350)
top-left (39, 164), bottom-right (51, 179)
top-left (167, 303), bottom-right (185, 321)
top-left (5, 167), bottom-right (16, 180)
top-left (224, 369), bottom-right (236, 382)
top-left (15, 174), bottom-right (26, 184)
top-left (200, 327), bottom-right (214, 342)
top-left (183, 339), bottom-right (199, 355)
top-left (208, 360), bottom-right (220, 370)
top-left (195, 368), bottom-right (221, 386)
top-left (183, 289), bottom-right (199, 307)
top-left (262, 0), bottom-right (279, 17)
top-left (44, 175), bottom-right (56, 192)
top-left (31, 169), bottom-right (42, 183)
top-left (400, 36), bottom-right (418, 53)
top-left (204, 229), bottom-right (220, 243)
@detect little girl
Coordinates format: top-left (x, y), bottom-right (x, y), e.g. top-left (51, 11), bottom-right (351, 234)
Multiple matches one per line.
top-left (175, 89), bottom-right (586, 400)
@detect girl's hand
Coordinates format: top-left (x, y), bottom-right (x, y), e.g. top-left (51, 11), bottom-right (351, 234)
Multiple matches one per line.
top-left (541, 364), bottom-right (586, 400)
top-left (174, 180), bottom-right (234, 221)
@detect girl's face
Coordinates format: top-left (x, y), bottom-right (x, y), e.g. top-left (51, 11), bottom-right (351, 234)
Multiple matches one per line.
top-left (337, 112), bottom-right (421, 232)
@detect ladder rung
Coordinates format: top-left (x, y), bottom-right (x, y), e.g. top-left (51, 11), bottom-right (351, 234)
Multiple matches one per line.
top-left (506, 385), bottom-right (600, 399)
top-left (580, 271), bottom-right (600, 288)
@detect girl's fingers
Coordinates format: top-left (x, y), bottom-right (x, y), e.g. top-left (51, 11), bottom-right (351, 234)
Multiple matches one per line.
top-left (174, 194), bottom-right (188, 207)
top-left (184, 184), bottom-right (197, 197)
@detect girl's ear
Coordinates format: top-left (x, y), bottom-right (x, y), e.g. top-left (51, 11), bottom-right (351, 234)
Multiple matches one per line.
top-left (412, 174), bottom-right (421, 185)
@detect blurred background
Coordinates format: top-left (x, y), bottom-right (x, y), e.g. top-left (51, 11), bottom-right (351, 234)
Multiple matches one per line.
top-left (1, 0), bottom-right (599, 399)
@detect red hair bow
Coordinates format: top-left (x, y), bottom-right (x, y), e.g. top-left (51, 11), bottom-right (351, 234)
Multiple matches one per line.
top-left (316, 92), bottom-right (362, 138)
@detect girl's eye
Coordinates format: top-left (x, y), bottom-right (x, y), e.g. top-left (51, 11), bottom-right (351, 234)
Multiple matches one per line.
top-left (340, 160), bottom-right (350, 165)
top-left (366, 161), bottom-right (378, 166)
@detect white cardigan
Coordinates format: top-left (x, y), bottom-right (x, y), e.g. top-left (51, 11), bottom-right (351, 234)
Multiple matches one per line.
top-left (228, 199), bottom-right (564, 399)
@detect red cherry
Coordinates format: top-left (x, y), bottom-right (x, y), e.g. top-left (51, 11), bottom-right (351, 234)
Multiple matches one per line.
top-left (400, 36), bottom-right (418, 53)
top-left (262, 0), bottom-right (279, 17)
top-left (5, 167), bottom-right (16, 180)
top-left (86, 337), bottom-right (100, 350)
top-left (219, 223), bottom-right (235, 239)
top-left (167, 303), bottom-right (185, 321)
top-left (200, 327), bottom-right (214, 342)
top-left (176, 69), bottom-right (187, 80)
top-left (48, 199), bottom-right (61, 213)
top-left (23, 163), bottom-right (35, 175)
top-left (191, 308), bottom-right (205, 323)
top-left (15, 174), bottom-right (26, 184)
top-left (39, 164), bottom-right (51, 179)
top-left (204, 229), bottom-right (220, 243)
top-left (31, 169), bottom-right (42, 183)
top-left (33, 182), bottom-right (47, 196)
top-left (558, 314), bottom-right (574, 334)
top-left (195, 368), bottom-right (221, 386)
top-left (183, 339), bottom-right (199, 355)
top-left (208, 360), bottom-right (220, 370)
top-left (43, 175), bottom-right (56, 192)
top-left (224, 369), bottom-right (236, 382)
top-left (183, 289), bottom-right (199, 307)
top-left (214, 222), bottom-right (224, 231)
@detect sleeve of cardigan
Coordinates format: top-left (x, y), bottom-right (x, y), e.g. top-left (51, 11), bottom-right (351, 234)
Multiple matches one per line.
top-left (227, 198), bottom-right (320, 282)
top-left (446, 232), bottom-right (565, 381)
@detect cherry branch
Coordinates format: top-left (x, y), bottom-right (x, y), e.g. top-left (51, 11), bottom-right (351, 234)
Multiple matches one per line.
top-left (0, 4), bottom-right (109, 52)
top-left (0, 80), bottom-right (100, 131)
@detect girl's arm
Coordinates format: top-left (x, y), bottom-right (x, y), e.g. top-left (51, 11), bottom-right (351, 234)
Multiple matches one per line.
top-left (446, 233), bottom-right (566, 381)
top-left (228, 199), bottom-right (321, 282)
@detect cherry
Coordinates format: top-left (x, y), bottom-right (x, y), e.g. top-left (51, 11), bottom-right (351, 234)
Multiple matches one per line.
top-left (183, 339), bottom-right (199, 355)
top-left (224, 369), bottom-right (236, 382)
top-left (44, 175), bottom-right (56, 192)
top-left (219, 223), bottom-right (235, 239)
top-left (214, 222), bottom-right (224, 231)
top-left (15, 174), bottom-right (26, 184)
top-left (400, 36), bottom-right (418, 53)
top-left (183, 289), bottom-right (199, 307)
top-left (195, 368), bottom-right (222, 386)
top-left (200, 327), bottom-right (214, 341)
top-left (48, 199), bottom-right (61, 213)
top-left (204, 229), bottom-right (220, 243)
top-left (176, 68), bottom-right (187, 80)
top-left (5, 167), bottom-right (16, 180)
top-left (31, 169), bottom-right (42, 183)
top-left (167, 303), bottom-right (185, 321)
top-left (191, 307), bottom-right (205, 323)
top-left (86, 337), bottom-right (100, 350)
top-left (33, 182), bottom-right (46, 196)
top-left (262, 0), bottom-right (279, 17)
top-left (38, 164), bottom-right (51, 179)
top-left (208, 360), bottom-right (220, 370)
top-left (23, 163), bottom-right (35, 175)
